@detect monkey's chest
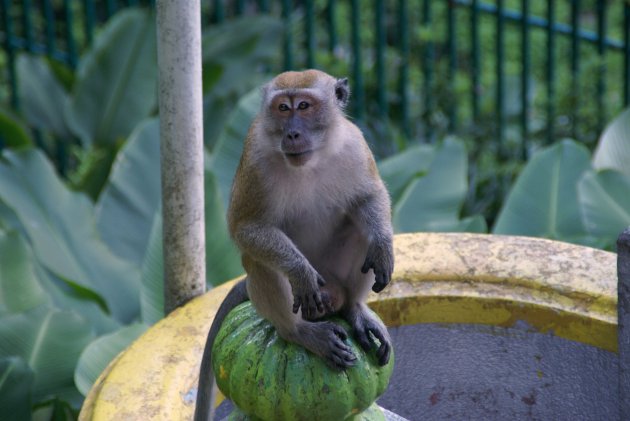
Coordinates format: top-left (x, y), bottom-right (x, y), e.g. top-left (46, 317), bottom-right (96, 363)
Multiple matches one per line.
top-left (283, 202), bottom-right (349, 254)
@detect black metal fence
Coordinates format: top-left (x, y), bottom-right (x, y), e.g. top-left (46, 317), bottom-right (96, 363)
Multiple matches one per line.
top-left (2, 1), bottom-right (629, 156)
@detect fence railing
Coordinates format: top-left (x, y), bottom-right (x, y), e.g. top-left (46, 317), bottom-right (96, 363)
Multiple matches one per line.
top-left (2, 1), bottom-right (629, 157)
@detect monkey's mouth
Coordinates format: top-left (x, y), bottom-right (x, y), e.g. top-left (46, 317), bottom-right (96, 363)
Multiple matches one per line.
top-left (284, 150), bottom-right (313, 166)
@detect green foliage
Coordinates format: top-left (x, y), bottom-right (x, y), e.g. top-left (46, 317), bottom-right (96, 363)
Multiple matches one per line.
top-left (0, 11), bottom-right (286, 419)
top-left (493, 140), bottom-right (593, 242)
top-left (592, 108), bottom-right (630, 178)
top-left (66, 9), bottom-right (157, 147)
top-left (0, 149), bottom-right (141, 323)
top-left (388, 137), bottom-right (487, 233)
top-left (95, 119), bottom-right (161, 266)
top-left (0, 109), bottom-right (32, 149)
top-left (0, 357), bottom-right (34, 420)
top-left (16, 55), bottom-right (73, 139)
top-left (492, 108), bottom-right (630, 250)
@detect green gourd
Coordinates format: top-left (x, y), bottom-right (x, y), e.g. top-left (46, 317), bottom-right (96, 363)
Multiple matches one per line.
top-left (212, 302), bottom-right (394, 421)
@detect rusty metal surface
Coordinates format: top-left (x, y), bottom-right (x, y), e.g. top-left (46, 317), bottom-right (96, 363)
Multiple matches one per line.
top-left (79, 233), bottom-right (619, 420)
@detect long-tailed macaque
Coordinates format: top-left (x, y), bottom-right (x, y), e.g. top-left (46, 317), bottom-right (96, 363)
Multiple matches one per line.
top-left (195, 70), bottom-right (394, 421)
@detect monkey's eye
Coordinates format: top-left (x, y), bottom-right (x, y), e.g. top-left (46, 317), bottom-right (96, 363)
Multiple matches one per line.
top-left (278, 103), bottom-right (290, 112)
top-left (297, 101), bottom-right (310, 110)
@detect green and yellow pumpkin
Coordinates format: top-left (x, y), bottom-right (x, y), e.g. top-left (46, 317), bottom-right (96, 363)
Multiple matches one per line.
top-left (212, 302), bottom-right (394, 421)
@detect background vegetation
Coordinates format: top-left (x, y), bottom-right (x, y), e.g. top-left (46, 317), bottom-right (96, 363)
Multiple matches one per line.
top-left (0, 3), bottom-right (628, 420)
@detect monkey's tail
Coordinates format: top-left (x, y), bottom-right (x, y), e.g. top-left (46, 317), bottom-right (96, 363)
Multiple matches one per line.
top-left (194, 279), bottom-right (249, 421)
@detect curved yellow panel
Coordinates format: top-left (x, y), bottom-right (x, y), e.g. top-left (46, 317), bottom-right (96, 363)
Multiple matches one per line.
top-left (79, 233), bottom-right (617, 420)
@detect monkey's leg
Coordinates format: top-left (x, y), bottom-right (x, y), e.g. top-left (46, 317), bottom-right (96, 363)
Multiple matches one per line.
top-left (245, 258), bottom-right (357, 369)
top-left (343, 301), bottom-right (391, 366)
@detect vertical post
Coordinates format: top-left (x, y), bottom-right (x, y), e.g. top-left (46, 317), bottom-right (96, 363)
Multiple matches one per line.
top-left (596, 0), bottom-right (606, 134)
top-left (327, 0), bottom-right (337, 53)
top-left (305, 0), bottom-right (315, 68)
top-left (496, 0), bottom-right (505, 154)
top-left (351, 0), bottom-right (364, 121)
top-left (282, 0), bottom-right (293, 70)
top-left (422, 0), bottom-right (434, 142)
top-left (398, 0), bottom-right (410, 139)
top-left (1, 0), bottom-right (18, 109)
top-left (617, 228), bottom-right (630, 419)
top-left (156, 0), bottom-right (206, 314)
top-left (82, 0), bottom-right (95, 45)
top-left (470, 0), bottom-right (479, 123)
top-left (447, 0), bottom-right (456, 130)
top-left (624, 2), bottom-right (630, 107)
top-left (521, 0), bottom-right (529, 160)
top-left (43, 0), bottom-right (56, 55)
top-left (63, 0), bottom-right (77, 68)
top-left (375, 0), bottom-right (387, 120)
top-left (570, 0), bottom-right (580, 140)
top-left (545, 0), bottom-right (555, 145)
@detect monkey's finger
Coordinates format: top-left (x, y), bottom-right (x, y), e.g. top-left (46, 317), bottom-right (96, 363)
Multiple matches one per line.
top-left (316, 273), bottom-right (326, 287)
top-left (329, 352), bottom-right (355, 370)
top-left (313, 292), bottom-right (324, 313)
top-left (301, 296), bottom-right (313, 319)
top-left (361, 259), bottom-right (372, 274)
top-left (367, 327), bottom-right (391, 365)
top-left (331, 325), bottom-right (348, 341)
top-left (354, 328), bottom-right (372, 352)
top-left (376, 342), bottom-right (391, 366)
top-left (292, 297), bottom-right (302, 314)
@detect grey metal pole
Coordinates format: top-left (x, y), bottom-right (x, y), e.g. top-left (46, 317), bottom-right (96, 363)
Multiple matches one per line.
top-left (617, 228), bottom-right (630, 419)
top-left (156, 0), bottom-right (206, 314)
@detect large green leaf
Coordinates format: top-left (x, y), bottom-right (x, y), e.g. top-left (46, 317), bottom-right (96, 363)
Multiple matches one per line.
top-left (204, 170), bottom-right (243, 286)
top-left (0, 231), bottom-right (47, 315)
top-left (67, 9), bottom-right (157, 146)
top-left (0, 149), bottom-right (140, 322)
top-left (0, 357), bottom-right (34, 421)
top-left (0, 108), bottom-right (32, 149)
top-left (140, 210), bottom-right (164, 325)
top-left (16, 54), bottom-right (72, 138)
top-left (578, 169), bottom-right (630, 247)
top-left (592, 108), bottom-right (630, 178)
top-left (393, 137), bottom-right (486, 233)
top-left (33, 263), bottom-right (119, 335)
top-left (75, 323), bottom-right (147, 396)
top-left (493, 139), bottom-right (592, 242)
top-left (96, 119), bottom-right (161, 265)
top-left (207, 88), bottom-right (261, 212)
top-left (377, 144), bottom-right (434, 203)
top-left (0, 306), bottom-right (94, 406)
top-left (202, 16), bottom-right (282, 97)
top-left (0, 227), bottom-right (116, 332)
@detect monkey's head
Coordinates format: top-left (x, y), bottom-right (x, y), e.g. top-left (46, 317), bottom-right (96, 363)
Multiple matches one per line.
top-left (260, 70), bottom-right (350, 167)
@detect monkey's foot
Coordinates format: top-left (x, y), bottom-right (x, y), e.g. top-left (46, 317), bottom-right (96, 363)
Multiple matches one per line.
top-left (347, 307), bottom-right (391, 366)
top-left (297, 321), bottom-right (356, 370)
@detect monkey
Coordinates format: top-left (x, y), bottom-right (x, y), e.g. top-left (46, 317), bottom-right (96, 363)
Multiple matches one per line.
top-left (194, 69), bottom-right (394, 421)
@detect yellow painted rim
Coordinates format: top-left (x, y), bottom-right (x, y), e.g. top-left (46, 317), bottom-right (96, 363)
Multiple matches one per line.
top-left (79, 233), bottom-right (617, 420)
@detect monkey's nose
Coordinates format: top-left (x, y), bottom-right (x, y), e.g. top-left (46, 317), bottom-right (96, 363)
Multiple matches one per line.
top-left (287, 130), bottom-right (300, 141)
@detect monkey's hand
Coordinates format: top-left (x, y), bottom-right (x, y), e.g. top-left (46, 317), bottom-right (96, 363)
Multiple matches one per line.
top-left (290, 268), bottom-right (326, 320)
top-left (361, 238), bottom-right (394, 293)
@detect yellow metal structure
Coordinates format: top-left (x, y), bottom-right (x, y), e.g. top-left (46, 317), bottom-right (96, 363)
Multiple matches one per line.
top-left (79, 233), bottom-right (617, 420)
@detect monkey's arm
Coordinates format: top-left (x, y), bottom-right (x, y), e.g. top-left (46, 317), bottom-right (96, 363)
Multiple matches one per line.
top-left (232, 223), bottom-right (325, 318)
top-left (351, 188), bottom-right (394, 293)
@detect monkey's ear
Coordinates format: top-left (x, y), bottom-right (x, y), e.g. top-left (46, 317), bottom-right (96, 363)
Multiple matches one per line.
top-left (334, 78), bottom-right (350, 107)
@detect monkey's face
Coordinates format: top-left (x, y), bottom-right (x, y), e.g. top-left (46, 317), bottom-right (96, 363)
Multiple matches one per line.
top-left (266, 91), bottom-right (331, 167)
